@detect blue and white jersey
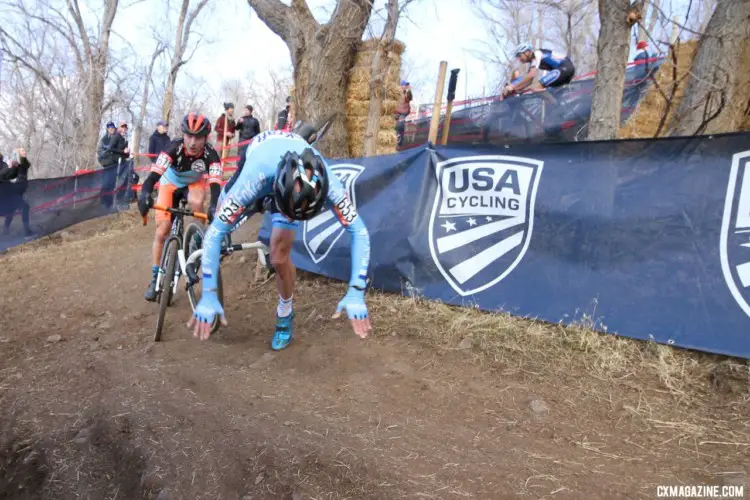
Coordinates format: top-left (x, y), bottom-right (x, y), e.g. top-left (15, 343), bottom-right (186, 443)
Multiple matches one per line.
top-left (531, 49), bottom-right (569, 71)
top-left (200, 130), bottom-right (371, 292)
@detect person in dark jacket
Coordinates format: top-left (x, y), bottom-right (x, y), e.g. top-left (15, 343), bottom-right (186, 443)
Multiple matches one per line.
top-left (98, 121), bottom-right (129, 168)
top-left (148, 120), bottom-right (171, 163)
top-left (275, 96), bottom-right (292, 131)
top-left (97, 121), bottom-right (129, 208)
top-left (0, 149), bottom-right (33, 236)
top-left (235, 105), bottom-right (261, 171)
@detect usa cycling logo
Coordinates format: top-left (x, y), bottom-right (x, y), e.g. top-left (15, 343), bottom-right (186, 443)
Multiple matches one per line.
top-left (720, 150), bottom-right (750, 318)
top-left (428, 155), bottom-right (543, 296)
top-left (302, 164), bottom-right (364, 264)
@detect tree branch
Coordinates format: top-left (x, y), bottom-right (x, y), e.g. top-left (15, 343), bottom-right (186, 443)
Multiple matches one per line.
top-left (65, 0), bottom-right (93, 63)
top-left (183, 0), bottom-right (211, 50)
top-left (246, 0), bottom-right (291, 42)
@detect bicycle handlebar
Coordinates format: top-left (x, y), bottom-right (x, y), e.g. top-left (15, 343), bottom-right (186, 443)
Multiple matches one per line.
top-left (142, 203), bottom-right (209, 226)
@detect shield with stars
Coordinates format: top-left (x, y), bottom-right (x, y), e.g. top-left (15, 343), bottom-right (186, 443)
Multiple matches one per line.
top-left (428, 155), bottom-right (543, 297)
top-left (302, 163), bottom-right (365, 264)
top-left (720, 150), bottom-right (750, 318)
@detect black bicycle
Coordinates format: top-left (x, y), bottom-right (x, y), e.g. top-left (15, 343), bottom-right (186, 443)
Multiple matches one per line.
top-left (182, 200), bottom-right (271, 336)
top-left (142, 199), bottom-right (208, 342)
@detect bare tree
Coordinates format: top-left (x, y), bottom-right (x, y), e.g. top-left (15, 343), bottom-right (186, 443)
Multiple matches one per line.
top-left (0, 0), bottom-right (133, 171)
top-left (162, 0), bottom-right (211, 124)
top-left (470, 0), bottom-right (599, 91)
top-left (669, 0), bottom-right (750, 136)
top-left (242, 68), bottom-right (293, 131)
top-left (469, 0), bottom-right (537, 87)
top-left (587, 0), bottom-right (644, 140)
top-left (132, 42), bottom-right (167, 157)
top-left (637, 0), bottom-right (662, 43)
top-left (246, 0), bottom-right (374, 158)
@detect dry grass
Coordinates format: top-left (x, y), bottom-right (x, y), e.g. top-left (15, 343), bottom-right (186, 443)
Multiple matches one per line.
top-left (361, 287), bottom-right (750, 402)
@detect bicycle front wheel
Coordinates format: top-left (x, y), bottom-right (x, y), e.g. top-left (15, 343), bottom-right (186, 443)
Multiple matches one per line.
top-left (184, 223), bottom-right (224, 335)
top-left (155, 238), bottom-right (178, 342)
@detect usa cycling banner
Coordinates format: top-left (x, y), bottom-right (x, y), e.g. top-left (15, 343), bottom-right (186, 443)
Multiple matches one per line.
top-left (259, 132), bottom-right (750, 358)
top-left (0, 161), bottom-right (133, 253)
top-left (400, 58), bottom-right (663, 150)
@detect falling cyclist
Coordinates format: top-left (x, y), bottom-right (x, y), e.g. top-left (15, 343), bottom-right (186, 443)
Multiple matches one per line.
top-left (187, 123), bottom-right (372, 350)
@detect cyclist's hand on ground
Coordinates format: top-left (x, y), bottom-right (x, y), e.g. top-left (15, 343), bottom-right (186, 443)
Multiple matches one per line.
top-left (137, 195), bottom-right (153, 217)
top-left (187, 294), bottom-right (228, 341)
top-left (332, 287), bottom-right (372, 339)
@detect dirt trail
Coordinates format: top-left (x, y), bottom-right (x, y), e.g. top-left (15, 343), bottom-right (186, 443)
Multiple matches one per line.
top-left (0, 210), bottom-right (747, 500)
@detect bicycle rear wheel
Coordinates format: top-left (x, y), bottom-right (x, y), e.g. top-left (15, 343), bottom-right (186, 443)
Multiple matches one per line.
top-left (184, 223), bottom-right (224, 335)
top-left (154, 238), bottom-right (178, 342)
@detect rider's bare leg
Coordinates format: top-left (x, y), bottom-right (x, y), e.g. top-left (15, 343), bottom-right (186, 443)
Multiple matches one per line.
top-left (271, 227), bottom-right (296, 314)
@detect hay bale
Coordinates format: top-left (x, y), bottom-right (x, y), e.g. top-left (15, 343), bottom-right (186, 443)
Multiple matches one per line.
top-left (346, 98), bottom-right (398, 117)
top-left (346, 99), bottom-right (369, 117)
top-left (386, 81), bottom-right (402, 101)
top-left (346, 115), bottom-right (397, 133)
top-left (377, 130), bottom-right (397, 149)
top-left (391, 40), bottom-right (406, 56)
top-left (617, 41), bottom-right (698, 139)
top-left (382, 99), bottom-right (398, 115)
top-left (346, 38), bottom-right (404, 157)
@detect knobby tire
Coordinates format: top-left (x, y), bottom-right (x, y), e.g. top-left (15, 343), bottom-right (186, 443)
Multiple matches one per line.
top-left (154, 238), bottom-right (178, 342)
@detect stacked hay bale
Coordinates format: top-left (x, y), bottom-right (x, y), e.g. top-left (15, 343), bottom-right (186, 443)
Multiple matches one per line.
top-left (345, 39), bottom-right (405, 157)
top-left (617, 41), bottom-right (699, 139)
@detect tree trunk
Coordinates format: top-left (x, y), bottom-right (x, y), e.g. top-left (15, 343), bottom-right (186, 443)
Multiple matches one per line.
top-left (363, 0), bottom-right (399, 157)
top-left (70, 0), bottom-right (120, 169)
top-left (669, 0), bottom-right (750, 137)
top-left (247, 0), bottom-right (374, 158)
top-left (587, 0), bottom-right (643, 140)
top-left (163, 0), bottom-right (190, 123)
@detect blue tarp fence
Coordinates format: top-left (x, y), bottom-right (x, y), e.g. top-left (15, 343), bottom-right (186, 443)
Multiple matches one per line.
top-left (0, 161), bottom-right (133, 252)
top-left (260, 132), bottom-right (750, 359)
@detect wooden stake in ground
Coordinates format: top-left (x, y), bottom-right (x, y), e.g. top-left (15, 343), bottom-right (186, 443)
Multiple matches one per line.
top-left (440, 69), bottom-right (461, 145)
top-left (428, 61), bottom-right (448, 145)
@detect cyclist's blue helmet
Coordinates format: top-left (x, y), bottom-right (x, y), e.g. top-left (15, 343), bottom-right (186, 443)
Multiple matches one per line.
top-left (514, 43), bottom-right (533, 57)
top-left (274, 148), bottom-right (329, 221)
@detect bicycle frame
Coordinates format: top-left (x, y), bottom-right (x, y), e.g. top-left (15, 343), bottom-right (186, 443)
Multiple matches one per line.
top-left (154, 200), bottom-right (188, 299)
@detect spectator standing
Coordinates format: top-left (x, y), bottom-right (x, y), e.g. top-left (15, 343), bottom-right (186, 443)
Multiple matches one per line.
top-left (98, 121), bottom-right (129, 167)
top-left (215, 102), bottom-right (236, 151)
top-left (275, 96), bottom-right (292, 131)
top-left (633, 40), bottom-right (651, 80)
top-left (148, 119), bottom-right (171, 163)
top-left (395, 81), bottom-right (412, 146)
top-left (235, 105), bottom-right (261, 169)
top-left (118, 121), bottom-right (129, 150)
top-left (97, 121), bottom-right (128, 208)
top-left (0, 149), bottom-right (33, 237)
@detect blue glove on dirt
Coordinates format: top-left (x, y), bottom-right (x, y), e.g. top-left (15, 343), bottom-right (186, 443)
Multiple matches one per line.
top-left (334, 287), bottom-right (369, 321)
top-left (189, 291), bottom-right (226, 341)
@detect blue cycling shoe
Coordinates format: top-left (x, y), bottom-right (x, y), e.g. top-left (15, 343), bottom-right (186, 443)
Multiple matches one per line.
top-left (271, 311), bottom-right (295, 351)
